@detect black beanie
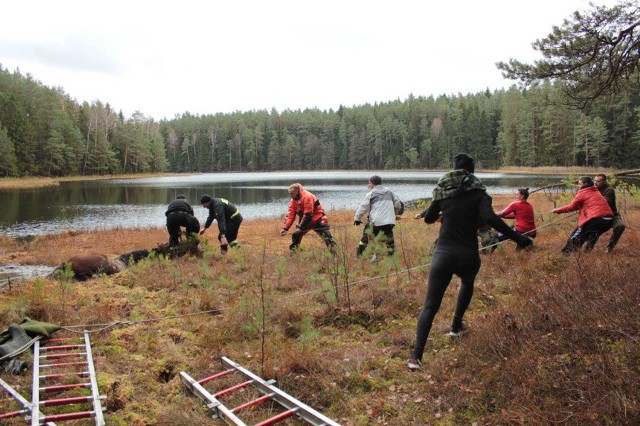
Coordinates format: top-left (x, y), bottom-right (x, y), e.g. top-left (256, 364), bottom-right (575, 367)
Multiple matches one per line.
top-left (200, 194), bottom-right (213, 203)
top-left (453, 153), bottom-right (475, 173)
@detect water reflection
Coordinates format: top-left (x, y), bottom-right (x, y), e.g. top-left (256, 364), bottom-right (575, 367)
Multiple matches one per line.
top-left (0, 171), bottom-right (563, 237)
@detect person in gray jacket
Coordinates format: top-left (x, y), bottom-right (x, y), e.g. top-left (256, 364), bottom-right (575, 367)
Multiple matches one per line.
top-left (354, 175), bottom-right (403, 256)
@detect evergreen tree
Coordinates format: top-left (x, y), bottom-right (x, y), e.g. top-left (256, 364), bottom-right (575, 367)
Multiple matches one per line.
top-left (0, 124), bottom-right (18, 176)
top-left (498, 1), bottom-right (640, 109)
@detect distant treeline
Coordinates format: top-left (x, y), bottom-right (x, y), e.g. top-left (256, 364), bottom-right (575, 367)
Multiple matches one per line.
top-left (1, 65), bottom-right (639, 177)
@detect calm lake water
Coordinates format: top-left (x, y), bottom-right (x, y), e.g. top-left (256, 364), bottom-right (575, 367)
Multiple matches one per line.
top-left (0, 171), bottom-right (564, 238)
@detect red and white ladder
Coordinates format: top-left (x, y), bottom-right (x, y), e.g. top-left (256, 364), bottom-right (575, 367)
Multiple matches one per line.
top-left (181, 356), bottom-right (341, 426)
top-left (0, 377), bottom-right (56, 425)
top-left (1, 330), bottom-right (105, 425)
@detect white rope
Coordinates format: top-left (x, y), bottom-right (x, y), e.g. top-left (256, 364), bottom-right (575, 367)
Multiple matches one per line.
top-left (59, 211), bottom-right (581, 333)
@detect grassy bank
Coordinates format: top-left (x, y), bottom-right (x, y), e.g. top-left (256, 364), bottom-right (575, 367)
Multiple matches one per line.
top-left (0, 173), bottom-right (190, 189)
top-left (0, 193), bottom-right (638, 425)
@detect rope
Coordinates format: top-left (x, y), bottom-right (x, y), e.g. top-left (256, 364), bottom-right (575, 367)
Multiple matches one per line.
top-left (59, 211), bottom-right (580, 333)
top-left (481, 211), bottom-right (578, 252)
top-left (60, 309), bottom-right (222, 333)
top-left (0, 336), bottom-right (42, 362)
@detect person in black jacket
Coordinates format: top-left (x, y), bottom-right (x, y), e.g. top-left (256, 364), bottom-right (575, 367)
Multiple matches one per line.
top-left (406, 154), bottom-right (532, 371)
top-left (595, 173), bottom-right (626, 253)
top-left (165, 195), bottom-right (200, 247)
top-left (199, 194), bottom-right (243, 254)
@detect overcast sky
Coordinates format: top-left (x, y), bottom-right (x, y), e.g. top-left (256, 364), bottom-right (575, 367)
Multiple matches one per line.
top-left (1, 0), bottom-right (617, 121)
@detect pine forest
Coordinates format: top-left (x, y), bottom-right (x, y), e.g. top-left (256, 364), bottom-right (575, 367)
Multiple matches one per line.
top-left (1, 65), bottom-right (639, 178)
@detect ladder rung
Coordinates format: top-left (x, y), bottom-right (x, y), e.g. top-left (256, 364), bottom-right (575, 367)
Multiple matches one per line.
top-left (44, 337), bottom-right (73, 343)
top-left (0, 408), bottom-right (28, 419)
top-left (198, 368), bottom-right (235, 385)
top-left (255, 408), bottom-right (297, 426)
top-left (214, 380), bottom-right (252, 398)
top-left (41, 395), bottom-right (93, 407)
top-left (231, 393), bottom-right (273, 412)
top-left (40, 371), bottom-right (89, 380)
top-left (30, 332), bottom-right (105, 426)
top-left (43, 410), bottom-right (95, 422)
top-left (40, 352), bottom-right (86, 360)
top-left (41, 344), bottom-right (84, 351)
top-left (183, 357), bottom-right (342, 426)
top-left (40, 361), bottom-right (88, 369)
top-left (40, 382), bottom-right (90, 393)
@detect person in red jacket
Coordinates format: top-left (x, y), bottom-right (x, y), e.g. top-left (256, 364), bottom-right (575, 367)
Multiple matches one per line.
top-left (489, 187), bottom-right (537, 253)
top-left (553, 176), bottom-right (613, 253)
top-left (280, 183), bottom-right (337, 253)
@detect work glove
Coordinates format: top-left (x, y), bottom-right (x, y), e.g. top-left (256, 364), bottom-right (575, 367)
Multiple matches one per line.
top-left (280, 228), bottom-right (288, 236)
top-left (2, 358), bottom-right (27, 375)
top-left (514, 233), bottom-right (533, 249)
top-left (354, 220), bottom-right (362, 226)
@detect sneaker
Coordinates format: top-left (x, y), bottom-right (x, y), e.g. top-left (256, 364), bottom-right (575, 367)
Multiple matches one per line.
top-left (448, 322), bottom-right (469, 337)
top-left (406, 358), bottom-right (422, 371)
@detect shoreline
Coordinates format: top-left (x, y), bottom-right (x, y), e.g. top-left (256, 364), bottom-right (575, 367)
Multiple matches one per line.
top-left (0, 172), bottom-right (197, 189)
top-left (0, 192), bottom-right (552, 267)
top-left (0, 167), bottom-right (613, 190)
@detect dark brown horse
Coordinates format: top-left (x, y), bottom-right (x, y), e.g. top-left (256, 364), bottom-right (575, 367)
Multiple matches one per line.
top-left (50, 239), bottom-right (202, 280)
top-left (51, 249), bottom-right (150, 280)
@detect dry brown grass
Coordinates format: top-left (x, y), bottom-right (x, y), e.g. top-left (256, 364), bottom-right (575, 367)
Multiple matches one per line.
top-left (0, 173), bottom-right (194, 189)
top-left (0, 228), bottom-right (169, 266)
top-left (0, 196), bottom-right (638, 425)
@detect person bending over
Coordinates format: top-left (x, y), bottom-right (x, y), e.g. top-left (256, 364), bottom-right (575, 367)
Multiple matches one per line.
top-left (199, 194), bottom-right (243, 254)
top-left (280, 183), bottom-right (336, 253)
top-left (165, 195), bottom-right (200, 247)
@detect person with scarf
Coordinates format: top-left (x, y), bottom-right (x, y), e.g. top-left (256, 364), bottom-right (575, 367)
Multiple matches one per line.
top-left (407, 153), bottom-right (532, 371)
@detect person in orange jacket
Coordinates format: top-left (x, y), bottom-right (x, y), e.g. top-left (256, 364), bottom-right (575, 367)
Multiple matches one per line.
top-left (280, 183), bottom-right (337, 253)
top-left (553, 176), bottom-right (614, 253)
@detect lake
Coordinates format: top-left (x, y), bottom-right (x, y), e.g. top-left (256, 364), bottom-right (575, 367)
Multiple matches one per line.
top-left (0, 171), bottom-right (564, 238)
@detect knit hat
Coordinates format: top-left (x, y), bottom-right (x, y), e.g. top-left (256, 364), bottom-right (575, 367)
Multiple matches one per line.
top-left (453, 153), bottom-right (475, 173)
top-left (200, 194), bottom-right (213, 203)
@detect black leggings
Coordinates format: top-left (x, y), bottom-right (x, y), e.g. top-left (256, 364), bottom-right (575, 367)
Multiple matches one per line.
top-left (412, 250), bottom-right (481, 361)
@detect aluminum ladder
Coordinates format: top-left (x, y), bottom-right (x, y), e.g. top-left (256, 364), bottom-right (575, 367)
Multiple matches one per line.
top-left (0, 378), bottom-right (56, 425)
top-left (30, 331), bottom-right (105, 425)
top-left (181, 356), bottom-right (341, 426)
